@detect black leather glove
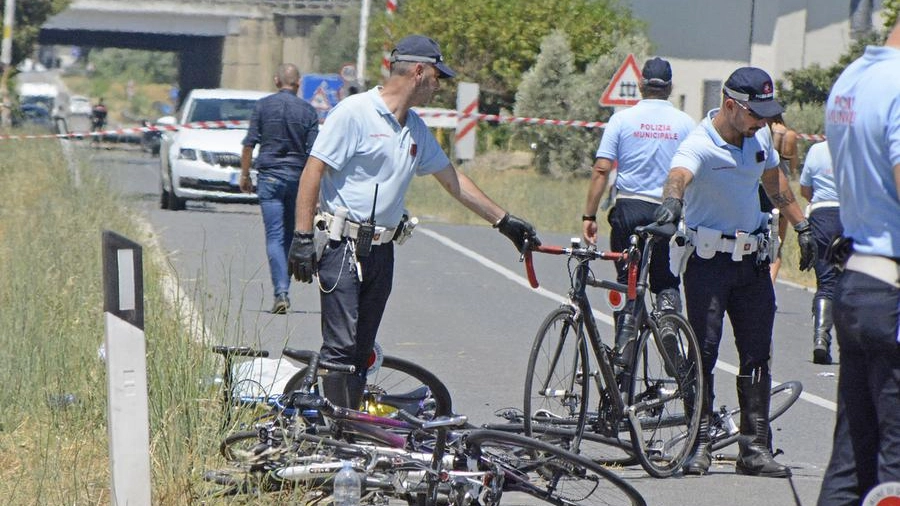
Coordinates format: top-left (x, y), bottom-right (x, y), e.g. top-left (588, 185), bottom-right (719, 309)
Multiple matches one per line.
top-left (494, 213), bottom-right (540, 252)
top-left (654, 197), bottom-right (683, 225)
top-left (288, 232), bottom-right (316, 283)
top-left (795, 220), bottom-right (817, 271)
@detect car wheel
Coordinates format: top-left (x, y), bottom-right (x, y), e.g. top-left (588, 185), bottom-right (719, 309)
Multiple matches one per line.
top-left (160, 183), bottom-right (170, 209)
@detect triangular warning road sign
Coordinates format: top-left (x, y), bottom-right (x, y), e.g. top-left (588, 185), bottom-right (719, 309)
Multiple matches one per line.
top-left (599, 53), bottom-right (643, 107)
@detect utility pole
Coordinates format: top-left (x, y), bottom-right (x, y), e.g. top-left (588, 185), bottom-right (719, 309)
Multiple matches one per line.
top-left (1, 0), bottom-right (14, 129)
top-left (356, 0), bottom-right (370, 87)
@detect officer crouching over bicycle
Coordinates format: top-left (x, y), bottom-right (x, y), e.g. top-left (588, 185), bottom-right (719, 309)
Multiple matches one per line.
top-left (654, 67), bottom-right (816, 478)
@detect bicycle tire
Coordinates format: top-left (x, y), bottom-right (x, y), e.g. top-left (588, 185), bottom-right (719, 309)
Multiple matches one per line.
top-left (626, 312), bottom-right (703, 478)
top-left (709, 380), bottom-right (803, 452)
top-left (523, 307), bottom-right (590, 455)
top-left (483, 422), bottom-right (638, 467)
top-left (464, 429), bottom-right (646, 506)
top-left (283, 354), bottom-right (453, 418)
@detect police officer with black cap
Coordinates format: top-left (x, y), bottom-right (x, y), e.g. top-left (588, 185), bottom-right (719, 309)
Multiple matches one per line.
top-left (654, 67), bottom-right (816, 478)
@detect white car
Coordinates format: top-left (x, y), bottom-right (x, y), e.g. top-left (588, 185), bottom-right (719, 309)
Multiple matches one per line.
top-left (159, 88), bottom-right (267, 210)
top-left (69, 95), bottom-right (92, 116)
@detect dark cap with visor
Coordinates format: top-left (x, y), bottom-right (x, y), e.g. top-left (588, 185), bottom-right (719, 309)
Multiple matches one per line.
top-left (390, 35), bottom-right (456, 79)
top-left (641, 57), bottom-right (672, 88)
top-left (723, 67), bottom-right (784, 118)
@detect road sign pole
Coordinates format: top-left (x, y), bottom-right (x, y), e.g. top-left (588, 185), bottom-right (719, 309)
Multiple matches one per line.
top-left (1, 0), bottom-right (15, 129)
top-left (102, 230), bottom-right (151, 506)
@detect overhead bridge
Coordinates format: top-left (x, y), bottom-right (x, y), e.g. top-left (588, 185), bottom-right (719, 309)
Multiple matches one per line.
top-left (40, 0), bottom-right (354, 98)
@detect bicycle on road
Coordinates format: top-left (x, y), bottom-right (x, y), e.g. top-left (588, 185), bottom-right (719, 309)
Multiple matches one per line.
top-left (206, 350), bottom-right (647, 506)
top-left (518, 222), bottom-right (704, 478)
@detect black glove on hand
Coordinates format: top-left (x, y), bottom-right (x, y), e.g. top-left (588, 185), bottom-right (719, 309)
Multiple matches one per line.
top-left (655, 197), bottom-right (683, 225)
top-left (495, 213), bottom-right (540, 252)
top-left (795, 220), bottom-right (817, 271)
top-left (288, 232), bottom-right (317, 283)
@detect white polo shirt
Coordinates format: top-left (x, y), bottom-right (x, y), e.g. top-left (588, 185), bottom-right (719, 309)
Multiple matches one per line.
top-left (311, 87), bottom-right (450, 226)
top-left (670, 108), bottom-right (780, 235)
top-left (596, 99), bottom-right (695, 199)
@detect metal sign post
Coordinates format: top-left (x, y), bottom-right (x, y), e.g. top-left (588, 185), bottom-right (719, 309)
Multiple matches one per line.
top-left (102, 230), bottom-right (151, 506)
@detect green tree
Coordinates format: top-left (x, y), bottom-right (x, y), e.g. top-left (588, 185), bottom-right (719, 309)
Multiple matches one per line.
top-left (88, 48), bottom-right (177, 84)
top-left (310, 8), bottom-right (360, 75)
top-left (369, 0), bottom-right (642, 111)
top-left (1, 0), bottom-right (68, 66)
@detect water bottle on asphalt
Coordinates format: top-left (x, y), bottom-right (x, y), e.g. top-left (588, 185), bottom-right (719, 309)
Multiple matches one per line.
top-left (333, 460), bottom-right (361, 506)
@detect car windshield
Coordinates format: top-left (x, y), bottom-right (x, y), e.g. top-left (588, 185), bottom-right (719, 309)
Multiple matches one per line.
top-left (186, 98), bottom-right (257, 123)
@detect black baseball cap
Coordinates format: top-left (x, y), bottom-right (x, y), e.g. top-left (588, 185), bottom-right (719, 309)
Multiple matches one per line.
top-left (390, 35), bottom-right (456, 79)
top-left (641, 57), bottom-right (672, 87)
top-left (723, 67), bottom-right (783, 118)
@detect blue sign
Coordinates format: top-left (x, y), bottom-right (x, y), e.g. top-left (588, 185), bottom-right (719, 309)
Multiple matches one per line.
top-left (300, 74), bottom-right (344, 122)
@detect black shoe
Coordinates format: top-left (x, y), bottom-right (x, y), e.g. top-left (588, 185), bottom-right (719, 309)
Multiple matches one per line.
top-left (271, 294), bottom-right (290, 314)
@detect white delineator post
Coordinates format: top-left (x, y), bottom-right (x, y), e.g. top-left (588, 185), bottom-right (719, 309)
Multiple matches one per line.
top-left (102, 230), bottom-right (152, 506)
top-left (454, 82), bottom-right (479, 161)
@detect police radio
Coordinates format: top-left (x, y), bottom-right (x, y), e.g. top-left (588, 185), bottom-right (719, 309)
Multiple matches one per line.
top-left (355, 184), bottom-right (378, 258)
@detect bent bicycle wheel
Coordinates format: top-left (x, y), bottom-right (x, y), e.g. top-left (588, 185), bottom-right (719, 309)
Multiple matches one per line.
top-left (465, 429), bottom-right (646, 506)
top-left (709, 380), bottom-right (803, 452)
top-left (523, 307), bottom-right (590, 455)
top-left (626, 312), bottom-right (703, 478)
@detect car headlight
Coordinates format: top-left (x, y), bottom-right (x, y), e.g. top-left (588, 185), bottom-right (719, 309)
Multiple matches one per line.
top-left (178, 148), bottom-right (197, 160)
top-left (199, 150), bottom-right (216, 165)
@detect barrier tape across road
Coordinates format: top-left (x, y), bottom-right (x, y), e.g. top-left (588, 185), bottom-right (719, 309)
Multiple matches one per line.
top-left (0, 114), bottom-right (828, 142)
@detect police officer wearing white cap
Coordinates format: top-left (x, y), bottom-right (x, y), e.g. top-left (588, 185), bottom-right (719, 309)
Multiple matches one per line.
top-left (288, 35), bottom-right (539, 409)
top-left (817, 18), bottom-right (900, 506)
top-left (654, 66), bottom-right (816, 478)
top-left (583, 57), bottom-right (695, 351)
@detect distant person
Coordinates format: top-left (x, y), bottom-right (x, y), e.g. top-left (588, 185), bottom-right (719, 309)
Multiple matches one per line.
top-left (817, 17), bottom-right (900, 506)
top-left (91, 98), bottom-right (108, 146)
top-left (582, 56), bottom-right (695, 352)
top-left (240, 63), bottom-right (319, 314)
top-left (759, 114), bottom-right (799, 284)
top-left (798, 141), bottom-right (841, 365)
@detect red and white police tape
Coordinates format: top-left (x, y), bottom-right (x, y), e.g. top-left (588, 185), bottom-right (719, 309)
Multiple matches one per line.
top-left (0, 114), bottom-right (827, 142)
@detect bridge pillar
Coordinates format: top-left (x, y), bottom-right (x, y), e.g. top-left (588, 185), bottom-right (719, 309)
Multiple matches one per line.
top-left (221, 17), bottom-right (280, 91)
top-left (179, 37), bottom-right (224, 102)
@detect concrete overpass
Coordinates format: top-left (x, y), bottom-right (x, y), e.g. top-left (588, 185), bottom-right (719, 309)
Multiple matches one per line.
top-left (40, 0), bottom-right (354, 99)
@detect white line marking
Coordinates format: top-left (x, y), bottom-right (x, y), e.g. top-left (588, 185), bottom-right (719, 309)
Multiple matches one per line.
top-left (419, 226), bottom-right (837, 413)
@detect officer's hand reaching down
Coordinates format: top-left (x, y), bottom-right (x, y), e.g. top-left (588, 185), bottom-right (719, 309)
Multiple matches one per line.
top-left (654, 197), bottom-right (683, 225)
top-left (288, 231), bottom-right (317, 283)
top-left (795, 220), bottom-right (817, 271)
top-left (495, 213), bottom-right (540, 252)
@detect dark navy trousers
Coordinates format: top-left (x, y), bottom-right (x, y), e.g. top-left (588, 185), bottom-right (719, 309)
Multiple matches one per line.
top-left (607, 198), bottom-right (679, 294)
top-left (317, 240), bottom-right (394, 380)
top-left (809, 207), bottom-right (843, 300)
top-left (817, 269), bottom-right (900, 506)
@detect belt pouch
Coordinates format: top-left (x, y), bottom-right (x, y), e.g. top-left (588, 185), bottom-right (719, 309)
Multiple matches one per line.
top-left (695, 226), bottom-right (721, 260)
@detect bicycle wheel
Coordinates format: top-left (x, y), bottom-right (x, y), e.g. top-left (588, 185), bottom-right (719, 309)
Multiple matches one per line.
top-left (283, 354), bottom-right (453, 418)
top-left (709, 380), bottom-right (803, 452)
top-left (484, 422), bottom-right (637, 468)
top-left (465, 429), bottom-right (646, 506)
top-left (626, 312), bottom-right (703, 478)
top-left (523, 307), bottom-right (590, 455)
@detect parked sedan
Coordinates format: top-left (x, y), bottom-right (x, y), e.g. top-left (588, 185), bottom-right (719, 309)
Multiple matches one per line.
top-left (159, 89), bottom-right (267, 210)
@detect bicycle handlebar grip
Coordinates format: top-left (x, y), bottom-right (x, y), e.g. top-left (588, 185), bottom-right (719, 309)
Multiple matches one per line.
top-left (524, 250), bottom-right (539, 288)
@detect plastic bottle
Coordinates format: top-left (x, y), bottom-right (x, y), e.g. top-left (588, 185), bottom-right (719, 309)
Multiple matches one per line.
top-left (333, 460), bottom-right (361, 506)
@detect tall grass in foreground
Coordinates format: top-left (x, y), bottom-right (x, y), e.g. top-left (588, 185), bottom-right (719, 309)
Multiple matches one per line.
top-left (0, 141), bottom-right (305, 505)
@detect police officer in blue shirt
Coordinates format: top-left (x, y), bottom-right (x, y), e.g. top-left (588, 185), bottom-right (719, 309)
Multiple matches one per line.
top-left (798, 141), bottom-right (842, 365)
top-left (240, 63), bottom-right (320, 314)
top-left (817, 19), bottom-right (900, 506)
top-left (583, 57), bottom-right (695, 351)
top-left (654, 67), bottom-right (816, 478)
top-left (287, 35), bottom-right (538, 408)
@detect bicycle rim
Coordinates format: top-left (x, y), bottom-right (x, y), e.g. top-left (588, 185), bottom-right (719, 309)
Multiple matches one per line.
top-left (483, 422), bottom-right (637, 467)
top-left (523, 307), bottom-right (590, 455)
top-left (709, 380), bottom-right (803, 452)
top-left (465, 429), bottom-right (646, 506)
top-left (627, 312), bottom-right (703, 478)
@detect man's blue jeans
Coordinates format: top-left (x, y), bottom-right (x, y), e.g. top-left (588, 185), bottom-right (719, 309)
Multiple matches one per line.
top-left (256, 171), bottom-right (299, 297)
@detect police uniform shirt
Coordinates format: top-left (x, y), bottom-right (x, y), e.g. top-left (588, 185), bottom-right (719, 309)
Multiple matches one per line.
top-left (596, 99), bottom-right (696, 199)
top-left (311, 87), bottom-right (450, 226)
top-left (825, 45), bottom-right (900, 258)
top-left (670, 108), bottom-right (779, 235)
top-left (799, 142), bottom-right (838, 203)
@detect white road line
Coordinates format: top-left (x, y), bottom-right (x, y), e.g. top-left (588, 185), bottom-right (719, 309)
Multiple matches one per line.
top-left (419, 226), bottom-right (837, 413)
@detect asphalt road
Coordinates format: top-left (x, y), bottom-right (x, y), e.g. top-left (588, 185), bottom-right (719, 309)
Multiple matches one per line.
top-left (90, 147), bottom-right (839, 506)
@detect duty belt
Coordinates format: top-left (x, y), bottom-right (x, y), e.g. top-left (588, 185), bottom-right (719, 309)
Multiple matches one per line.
top-left (845, 253), bottom-right (900, 288)
top-left (614, 190), bottom-right (663, 205)
top-left (319, 212), bottom-right (397, 245)
top-left (807, 201), bottom-right (840, 215)
top-left (687, 228), bottom-right (760, 257)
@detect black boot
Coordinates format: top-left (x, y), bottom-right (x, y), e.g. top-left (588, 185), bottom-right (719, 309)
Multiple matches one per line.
top-left (812, 297), bottom-right (834, 365)
top-left (321, 372), bottom-right (353, 408)
top-left (735, 369), bottom-right (791, 478)
top-left (346, 373), bottom-right (366, 410)
top-left (683, 374), bottom-right (713, 475)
